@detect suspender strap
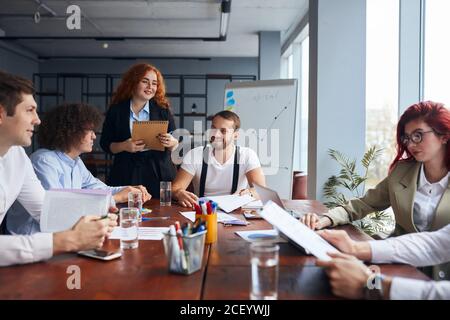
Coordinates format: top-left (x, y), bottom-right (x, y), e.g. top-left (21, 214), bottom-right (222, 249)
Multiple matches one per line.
top-left (231, 146), bottom-right (240, 194)
top-left (199, 145), bottom-right (240, 197)
top-left (199, 146), bottom-right (209, 198)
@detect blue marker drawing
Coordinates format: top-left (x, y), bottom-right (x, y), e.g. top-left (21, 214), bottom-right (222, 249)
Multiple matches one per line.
top-left (227, 98), bottom-right (235, 106)
top-left (226, 91), bottom-right (234, 98)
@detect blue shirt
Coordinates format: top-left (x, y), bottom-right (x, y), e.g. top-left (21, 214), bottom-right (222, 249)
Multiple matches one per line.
top-left (6, 149), bottom-right (125, 235)
top-left (130, 100), bottom-right (150, 152)
top-left (129, 100), bottom-right (150, 132)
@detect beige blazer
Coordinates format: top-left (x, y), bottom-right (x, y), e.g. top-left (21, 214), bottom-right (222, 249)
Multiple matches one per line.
top-left (324, 160), bottom-right (450, 280)
top-left (324, 160), bottom-right (450, 234)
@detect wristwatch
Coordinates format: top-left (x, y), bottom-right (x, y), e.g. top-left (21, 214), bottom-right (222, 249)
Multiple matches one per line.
top-left (364, 273), bottom-right (384, 300)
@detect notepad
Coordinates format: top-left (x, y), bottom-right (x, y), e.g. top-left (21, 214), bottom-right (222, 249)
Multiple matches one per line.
top-left (40, 189), bottom-right (111, 233)
top-left (131, 120), bottom-right (169, 151)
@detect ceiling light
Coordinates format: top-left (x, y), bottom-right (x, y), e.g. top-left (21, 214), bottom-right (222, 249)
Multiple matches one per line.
top-left (219, 0), bottom-right (231, 41)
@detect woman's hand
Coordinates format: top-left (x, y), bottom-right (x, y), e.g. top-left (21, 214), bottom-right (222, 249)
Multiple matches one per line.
top-left (122, 138), bottom-right (146, 153)
top-left (300, 213), bottom-right (332, 230)
top-left (158, 133), bottom-right (178, 150)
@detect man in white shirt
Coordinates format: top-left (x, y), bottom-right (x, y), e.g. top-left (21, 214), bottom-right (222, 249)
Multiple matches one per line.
top-left (0, 71), bottom-right (117, 267)
top-left (172, 110), bottom-right (265, 207)
top-left (316, 225), bottom-right (450, 299)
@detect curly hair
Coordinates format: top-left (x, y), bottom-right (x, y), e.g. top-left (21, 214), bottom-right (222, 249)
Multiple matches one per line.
top-left (38, 103), bottom-right (103, 152)
top-left (110, 63), bottom-right (170, 108)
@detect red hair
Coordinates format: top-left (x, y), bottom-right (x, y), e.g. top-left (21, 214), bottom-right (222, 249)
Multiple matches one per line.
top-left (390, 101), bottom-right (450, 172)
top-left (110, 63), bottom-right (170, 108)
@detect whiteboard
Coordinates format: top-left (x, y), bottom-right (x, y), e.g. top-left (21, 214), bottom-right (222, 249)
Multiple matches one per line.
top-left (224, 79), bottom-right (298, 199)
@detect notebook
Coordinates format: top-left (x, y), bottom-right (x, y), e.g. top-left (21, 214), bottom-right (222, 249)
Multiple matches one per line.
top-left (131, 120), bottom-right (169, 151)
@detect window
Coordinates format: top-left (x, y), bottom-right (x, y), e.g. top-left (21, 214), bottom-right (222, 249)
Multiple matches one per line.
top-left (365, 0), bottom-right (400, 187)
top-left (424, 0), bottom-right (450, 106)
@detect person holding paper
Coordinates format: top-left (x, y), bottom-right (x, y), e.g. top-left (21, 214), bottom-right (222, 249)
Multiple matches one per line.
top-left (0, 71), bottom-right (117, 267)
top-left (302, 101), bottom-right (450, 235)
top-left (5, 103), bottom-right (150, 235)
top-left (100, 63), bottom-right (178, 197)
top-left (172, 110), bottom-right (266, 208)
top-left (315, 226), bottom-right (450, 299)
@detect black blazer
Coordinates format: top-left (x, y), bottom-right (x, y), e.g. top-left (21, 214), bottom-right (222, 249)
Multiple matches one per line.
top-left (100, 99), bottom-right (177, 188)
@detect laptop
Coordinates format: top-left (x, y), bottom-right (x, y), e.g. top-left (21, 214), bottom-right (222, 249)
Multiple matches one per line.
top-left (253, 183), bottom-right (305, 219)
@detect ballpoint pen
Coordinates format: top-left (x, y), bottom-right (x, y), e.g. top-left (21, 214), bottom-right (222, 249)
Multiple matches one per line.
top-left (142, 216), bottom-right (170, 221)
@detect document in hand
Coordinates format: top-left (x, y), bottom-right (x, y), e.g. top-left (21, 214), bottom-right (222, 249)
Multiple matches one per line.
top-left (259, 201), bottom-right (339, 261)
top-left (206, 194), bottom-right (254, 213)
top-left (40, 189), bottom-right (111, 232)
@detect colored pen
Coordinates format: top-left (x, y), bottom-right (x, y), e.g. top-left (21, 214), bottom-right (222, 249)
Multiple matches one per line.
top-left (142, 216), bottom-right (169, 221)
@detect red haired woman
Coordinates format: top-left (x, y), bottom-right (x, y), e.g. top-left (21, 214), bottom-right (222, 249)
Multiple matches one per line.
top-left (100, 63), bottom-right (178, 197)
top-left (302, 101), bottom-right (450, 235)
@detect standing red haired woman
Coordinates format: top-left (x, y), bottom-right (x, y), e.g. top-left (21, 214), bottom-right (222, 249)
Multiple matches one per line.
top-left (100, 63), bottom-right (178, 197)
top-left (302, 101), bottom-right (450, 235)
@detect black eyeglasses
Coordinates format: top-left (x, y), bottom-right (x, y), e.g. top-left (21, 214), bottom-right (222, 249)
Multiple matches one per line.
top-left (401, 130), bottom-right (434, 146)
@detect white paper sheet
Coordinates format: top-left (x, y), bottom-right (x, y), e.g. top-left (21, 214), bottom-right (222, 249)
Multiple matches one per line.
top-left (207, 194), bottom-right (254, 213)
top-left (259, 201), bottom-right (339, 261)
top-left (178, 211), bottom-right (248, 225)
top-left (179, 211), bottom-right (196, 222)
top-left (40, 189), bottom-right (111, 233)
top-left (109, 227), bottom-right (169, 240)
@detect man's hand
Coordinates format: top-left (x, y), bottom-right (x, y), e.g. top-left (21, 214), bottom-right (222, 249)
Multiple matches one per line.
top-left (316, 252), bottom-right (372, 299)
top-left (113, 185), bottom-right (151, 204)
top-left (174, 189), bottom-right (198, 208)
top-left (318, 230), bottom-right (373, 261)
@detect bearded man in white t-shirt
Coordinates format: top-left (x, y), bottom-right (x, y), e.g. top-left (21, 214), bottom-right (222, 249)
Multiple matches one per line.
top-left (172, 110), bottom-right (266, 208)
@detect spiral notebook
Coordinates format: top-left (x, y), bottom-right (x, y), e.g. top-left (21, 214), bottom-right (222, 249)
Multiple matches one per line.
top-left (131, 120), bottom-right (168, 151)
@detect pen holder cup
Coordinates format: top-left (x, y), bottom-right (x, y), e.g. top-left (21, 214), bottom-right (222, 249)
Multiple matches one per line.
top-left (162, 230), bottom-right (207, 275)
top-left (205, 213), bottom-right (217, 244)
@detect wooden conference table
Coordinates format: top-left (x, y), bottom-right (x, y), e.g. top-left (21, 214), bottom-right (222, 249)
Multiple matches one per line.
top-left (0, 199), bottom-right (429, 300)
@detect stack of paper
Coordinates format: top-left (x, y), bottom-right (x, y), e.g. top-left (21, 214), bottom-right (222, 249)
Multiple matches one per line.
top-left (206, 194), bottom-right (254, 213)
top-left (259, 201), bottom-right (339, 261)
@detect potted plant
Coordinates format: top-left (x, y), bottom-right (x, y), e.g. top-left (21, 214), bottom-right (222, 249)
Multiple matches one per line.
top-left (323, 147), bottom-right (395, 239)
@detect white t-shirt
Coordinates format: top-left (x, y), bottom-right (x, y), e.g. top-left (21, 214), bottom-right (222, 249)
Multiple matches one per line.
top-left (181, 145), bottom-right (261, 197)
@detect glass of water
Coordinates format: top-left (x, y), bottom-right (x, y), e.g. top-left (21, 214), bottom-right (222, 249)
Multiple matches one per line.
top-left (160, 181), bottom-right (172, 206)
top-left (250, 242), bottom-right (279, 300)
top-left (128, 191), bottom-right (143, 222)
top-left (119, 207), bottom-right (139, 250)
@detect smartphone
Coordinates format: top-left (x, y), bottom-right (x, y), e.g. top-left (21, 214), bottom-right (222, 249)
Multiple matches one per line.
top-left (78, 249), bottom-right (122, 261)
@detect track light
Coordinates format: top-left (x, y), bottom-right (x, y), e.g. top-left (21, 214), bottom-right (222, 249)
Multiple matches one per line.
top-left (219, 0), bottom-right (231, 41)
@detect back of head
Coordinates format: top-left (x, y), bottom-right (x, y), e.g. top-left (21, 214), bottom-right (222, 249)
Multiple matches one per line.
top-left (38, 103), bottom-right (102, 152)
top-left (0, 71), bottom-right (34, 116)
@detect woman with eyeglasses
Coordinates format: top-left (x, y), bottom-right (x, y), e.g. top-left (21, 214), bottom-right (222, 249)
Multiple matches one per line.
top-left (302, 101), bottom-right (450, 236)
top-left (100, 63), bottom-right (178, 197)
